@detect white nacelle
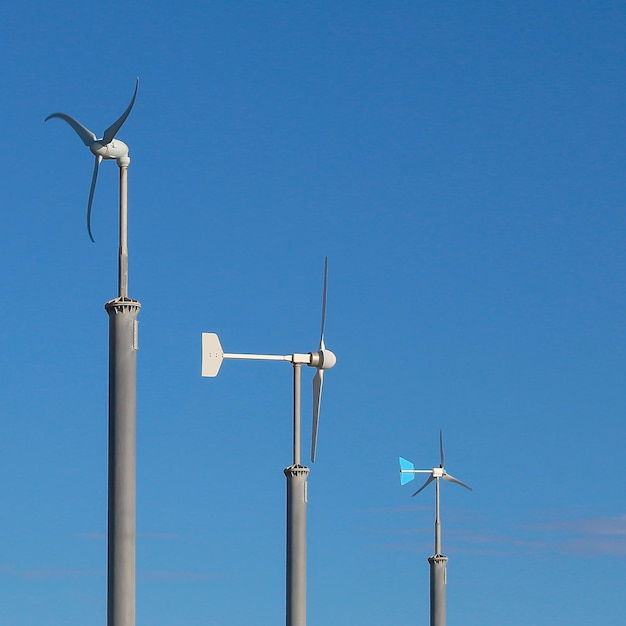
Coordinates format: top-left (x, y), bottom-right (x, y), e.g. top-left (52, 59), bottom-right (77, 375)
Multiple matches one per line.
top-left (309, 349), bottom-right (336, 370)
top-left (90, 139), bottom-right (129, 160)
top-left (432, 467), bottom-right (444, 478)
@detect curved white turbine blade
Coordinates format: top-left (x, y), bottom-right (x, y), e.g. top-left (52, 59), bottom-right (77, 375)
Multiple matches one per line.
top-left (102, 78), bottom-right (139, 145)
top-left (412, 474), bottom-right (435, 496)
top-left (45, 113), bottom-right (96, 147)
top-left (311, 257), bottom-right (329, 463)
top-left (311, 369), bottom-right (323, 462)
top-left (439, 429), bottom-right (445, 468)
top-left (442, 473), bottom-right (472, 491)
top-left (86, 155), bottom-right (102, 243)
top-left (319, 256), bottom-right (328, 347)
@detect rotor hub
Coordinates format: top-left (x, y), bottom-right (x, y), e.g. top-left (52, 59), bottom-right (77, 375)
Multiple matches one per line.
top-left (309, 349), bottom-right (336, 370)
top-left (90, 139), bottom-right (129, 160)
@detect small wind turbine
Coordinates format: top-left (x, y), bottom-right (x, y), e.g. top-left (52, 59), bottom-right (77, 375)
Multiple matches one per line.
top-left (202, 258), bottom-right (336, 626)
top-left (47, 81), bottom-right (141, 626)
top-left (45, 79), bottom-right (138, 246)
top-left (399, 431), bottom-right (471, 626)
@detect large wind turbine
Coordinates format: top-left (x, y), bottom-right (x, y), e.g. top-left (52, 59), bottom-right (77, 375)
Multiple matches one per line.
top-left (399, 431), bottom-right (471, 626)
top-left (201, 258), bottom-right (336, 626)
top-left (46, 81), bottom-right (140, 626)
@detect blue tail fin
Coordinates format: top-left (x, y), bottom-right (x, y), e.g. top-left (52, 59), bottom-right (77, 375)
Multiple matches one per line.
top-left (399, 457), bottom-right (415, 485)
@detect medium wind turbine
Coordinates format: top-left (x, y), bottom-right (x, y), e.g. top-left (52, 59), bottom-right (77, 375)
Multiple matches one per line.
top-left (399, 431), bottom-right (471, 626)
top-left (47, 81), bottom-right (140, 626)
top-left (201, 258), bottom-right (336, 626)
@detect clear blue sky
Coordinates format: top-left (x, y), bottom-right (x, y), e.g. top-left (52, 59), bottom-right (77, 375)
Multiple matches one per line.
top-left (1, 2), bottom-right (624, 624)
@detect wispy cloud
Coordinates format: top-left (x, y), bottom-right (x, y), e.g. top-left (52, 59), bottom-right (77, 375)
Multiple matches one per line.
top-left (453, 513), bottom-right (626, 556)
top-left (531, 514), bottom-right (626, 536)
top-left (527, 514), bottom-right (626, 556)
top-left (362, 505), bottom-right (431, 514)
top-left (373, 512), bottom-right (626, 557)
top-left (76, 532), bottom-right (106, 540)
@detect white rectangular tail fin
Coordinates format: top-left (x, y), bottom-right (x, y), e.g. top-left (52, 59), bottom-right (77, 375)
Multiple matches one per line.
top-left (201, 333), bottom-right (225, 377)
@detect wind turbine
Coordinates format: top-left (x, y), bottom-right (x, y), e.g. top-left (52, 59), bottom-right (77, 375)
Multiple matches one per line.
top-left (399, 431), bottom-right (471, 626)
top-left (47, 81), bottom-right (140, 626)
top-left (201, 258), bottom-right (336, 626)
top-left (46, 78), bottom-right (138, 248)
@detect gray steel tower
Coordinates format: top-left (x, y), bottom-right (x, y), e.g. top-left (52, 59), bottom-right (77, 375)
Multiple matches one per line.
top-left (284, 361), bottom-right (310, 626)
top-left (427, 477), bottom-right (448, 626)
top-left (106, 154), bottom-right (140, 626)
top-left (46, 82), bottom-right (140, 626)
top-left (284, 463), bottom-right (309, 625)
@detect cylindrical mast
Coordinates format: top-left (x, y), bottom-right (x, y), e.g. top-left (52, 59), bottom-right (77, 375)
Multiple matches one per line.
top-left (293, 364), bottom-right (301, 466)
top-left (284, 463), bottom-right (308, 626)
top-left (285, 362), bottom-right (308, 626)
top-left (118, 157), bottom-right (130, 299)
top-left (106, 156), bottom-right (140, 626)
top-left (428, 554), bottom-right (448, 626)
top-left (106, 297), bottom-right (140, 626)
top-left (434, 477), bottom-right (441, 555)
top-left (429, 477), bottom-right (447, 626)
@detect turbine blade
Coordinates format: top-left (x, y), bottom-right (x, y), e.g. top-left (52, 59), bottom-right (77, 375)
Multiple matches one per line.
top-left (86, 156), bottom-right (102, 243)
top-left (443, 473), bottom-right (472, 491)
top-left (311, 257), bottom-right (329, 463)
top-left (102, 78), bottom-right (139, 145)
top-left (45, 113), bottom-right (96, 147)
top-left (311, 368), bottom-right (323, 462)
top-left (439, 429), bottom-right (445, 468)
top-left (319, 257), bottom-right (328, 350)
top-left (412, 474), bottom-right (435, 496)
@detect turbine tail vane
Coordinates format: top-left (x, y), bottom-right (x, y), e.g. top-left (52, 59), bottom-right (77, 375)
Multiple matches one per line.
top-left (399, 457), bottom-right (416, 485)
top-left (201, 333), bottom-right (225, 377)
